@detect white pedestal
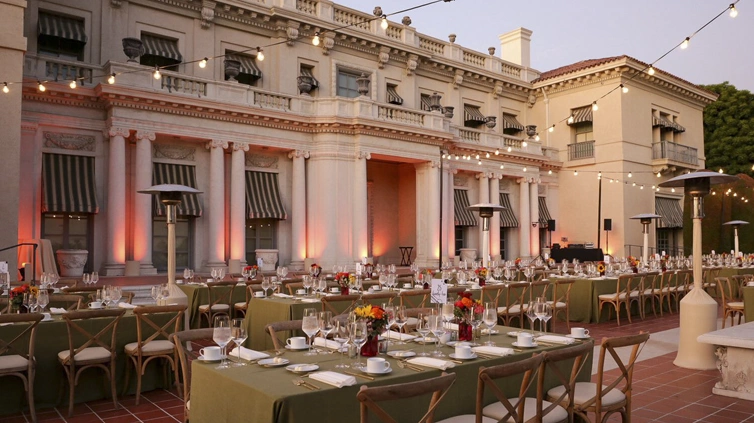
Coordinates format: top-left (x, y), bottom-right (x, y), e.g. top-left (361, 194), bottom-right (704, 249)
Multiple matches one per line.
top-left (256, 249), bottom-right (279, 272)
top-left (674, 288), bottom-right (718, 370)
top-left (698, 321), bottom-right (754, 400)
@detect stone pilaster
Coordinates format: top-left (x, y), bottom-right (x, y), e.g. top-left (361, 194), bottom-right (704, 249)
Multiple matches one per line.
top-left (288, 149), bottom-right (309, 270)
top-left (518, 178), bottom-right (531, 258)
top-left (353, 151), bottom-right (371, 262)
top-left (230, 142), bottom-right (249, 265)
top-left (529, 179), bottom-right (540, 257)
top-left (489, 175), bottom-right (501, 260)
top-left (206, 140), bottom-right (227, 268)
top-left (133, 131), bottom-right (157, 275)
top-left (102, 126), bottom-right (130, 275)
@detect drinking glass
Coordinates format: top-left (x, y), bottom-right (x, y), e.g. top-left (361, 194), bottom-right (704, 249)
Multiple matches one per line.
top-left (442, 301), bottom-right (455, 326)
top-left (280, 267), bottom-right (289, 281)
top-left (493, 266), bottom-right (503, 282)
top-left (111, 287), bottom-right (123, 306)
top-left (383, 305), bottom-right (396, 350)
top-left (218, 268), bottom-right (226, 281)
top-left (333, 320), bottom-right (350, 369)
top-left (318, 311), bottom-right (334, 353)
top-left (394, 306), bottom-right (408, 342)
top-left (183, 268), bottom-right (191, 281)
top-left (82, 273), bottom-right (90, 285)
top-left (415, 313), bottom-right (431, 357)
top-left (91, 272), bottom-right (99, 285)
top-left (482, 306), bottom-right (497, 346)
top-left (213, 315), bottom-right (232, 369)
top-left (469, 307), bottom-right (484, 346)
top-left (260, 277), bottom-right (271, 298)
top-left (302, 308), bottom-right (319, 356)
top-left (231, 318), bottom-right (248, 366)
top-left (428, 315), bottom-right (446, 357)
top-left (101, 286), bottom-right (112, 308)
top-left (211, 268), bottom-right (218, 282)
top-left (37, 290), bottom-right (49, 312)
top-left (151, 285), bottom-right (160, 304)
top-left (302, 276), bottom-right (313, 296)
top-left (318, 278), bottom-right (327, 298)
top-left (350, 320), bottom-right (368, 369)
top-left (526, 301), bottom-right (538, 333)
top-left (537, 303), bottom-right (552, 335)
top-left (379, 274), bottom-right (387, 290)
top-left (388, 264), bottom-right (396, 275)
top-left (241, 267), bottom-right (249, 281)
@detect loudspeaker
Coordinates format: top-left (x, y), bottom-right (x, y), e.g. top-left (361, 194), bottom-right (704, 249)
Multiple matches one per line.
top-left (604, 219), bottom-right (612, 231)
top-left (547, 219), bottom-right (556, 231)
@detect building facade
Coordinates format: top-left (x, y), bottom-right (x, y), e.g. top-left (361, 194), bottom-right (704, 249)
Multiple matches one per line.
top-left (6, 0), bottom-right (716, 275)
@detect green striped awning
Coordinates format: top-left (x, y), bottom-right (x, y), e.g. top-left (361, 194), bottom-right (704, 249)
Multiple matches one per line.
top-left (454, 189), bottom-right (477, 227)
top-left (386, 85), bottom-right (403, 105)
top-left (464, 104), bottom-right (486, 125)
top-left (652, 115), bottom-right (685, 133)
top-left (420, 94), bottom-right (432, 112)
top-left (38, 12), bottom-right (87, 43)
top-left (538, 197), bottom-right (552, 226)
top-left (655, 197), bottom-right (683, 228)
top-left (300, 66), bottom-right (318, 88)
top-left (152, 163), bottom-right (202, 216)
top-left (141, 33), bottom-right (183, 62)
top-left (227, 52), bottom-right (262, 78)
top-left (42, 153), bottom-right (99, 213)
top-left (246, 171), bottom-right (287, 220)
top-left (568, 106), bottom-right (593, 125)
top-left (502, 114), bottom-right (524, 131)
top-left (499, 193), bottom-right (519, 228)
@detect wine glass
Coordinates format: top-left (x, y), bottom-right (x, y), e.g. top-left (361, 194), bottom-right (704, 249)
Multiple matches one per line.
top-left (334, 320), bottom-right (350, 369)
top-left (219, 268), bottom-right (226, 281)
top-left (183, 268), bottom-right (191, 281)
top-left (231, 318), bottom-right (248, 366)
top-left (350, 320), bottom-right (368, 369)
top-left (151, 285), bottom-right (160, 304)
top-left (536, 302), bottom-right (552, 336)
top-left (318, 277), bottom-right (327, 297)
top-left (394, 306), bottom-right (408, 343)
top-left (428, 314), bottom-right (446, 357)
top-left (280, 266), bottom-right (289, 281)
top-left (318, 311), bottom-right (334, 353)
top-left (211, 268), bottom-right (218, 282)
top-left (302, 308), bottom-right (319, 356)
top-left (82, 273), bottom-right (90, 285)
top-left (260, 277), bottom-right (271, 298)
top-left (213, 315), bottom-right (232, 369)
top-left (379, 274), bottom-right (387, 290)
top-left (101, 286), bottom-right (111, 308)
top-left (91, 272), bottom-right (99, 285)
top-left (482, 306), bottom-right (497, 346)
top-left (37, 290), bottom-right (49, 312)
top-left (302, 276), bottom-right (313, 296)
top-left (388, 264), bottom-right (396, 275)
top-left (383, 305), bottom-right (396, 351)
top-left (469, 307), bottom-right (484, 346)
top-left (526, 301), bottom-right (538, 333)
top-left (241, 267), bottom-right (249, 281)
top-left (493, 266), bottom-right (503, 282)
top-left (442, 301), bottom-right (455, 327)
top-left (415, 312), bottom-right (431, 357)
top-left (111, 286), bottom-right (123, 306)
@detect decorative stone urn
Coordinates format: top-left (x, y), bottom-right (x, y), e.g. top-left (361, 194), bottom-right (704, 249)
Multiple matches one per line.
top-left (526, 125), bottom-right (538, 138)
top-left (56, 249), bottom-right (88, 277)
top-left (356, 73), bottom-right (371, 96)
top-left (255, 249), bottom-right (279, 272)
top-left (485, 116), bottom-right (497, 129)
top-left (488, 47), bottom-right (496, 56)
top-left (122, 38), bottom-right (144, 62)
top-left (443, 106), bottom-right (454, 119)
top-left (297, 75), bottom-right (314, 95)
top-left (448, 33), bottom-right (457, 43)
top-left (459, 248), bottom-right (478, 264)
top-left (224, 59), bottom-right (241, 82)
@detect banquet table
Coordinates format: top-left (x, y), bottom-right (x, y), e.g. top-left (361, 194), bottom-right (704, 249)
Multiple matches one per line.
top-left (743, 286), bottom-right (754, 323)
top-left (178, 282), bottom-right (247, 328)
top-left (0, 309), bottom-right (174, 415)
top-left (712, 267), bottom-right (754, 299)
top-left (191, 327), bottom-right (593, 423)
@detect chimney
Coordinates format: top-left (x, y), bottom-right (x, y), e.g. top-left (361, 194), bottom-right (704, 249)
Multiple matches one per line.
top-left (498, 27), bottom-right (532, 68)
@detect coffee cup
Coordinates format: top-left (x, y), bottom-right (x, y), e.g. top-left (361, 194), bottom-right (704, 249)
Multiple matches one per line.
top-left (371, 285), bottom-right (381, 291)
top-left (254, 291), bottom-right (265, 298)
top-left (330, 287), bottom-right (340, 293)
top-left (403, 283), bottom-right (412, 289)
top-left (199, 346), bottom-right (221, 360)
top-left (570, 327), bottom-right (590, 338)
top-left (287, 336), bottom-right (307, 349)
top-left (455, 344), bottom-right (473, 358)
top-left (517, 332), bottom-right (533, 347)
top-left (42, 312), bottom-right (51, 321)
top-left (88, 301), bottom-right (103, 309)
top-left (366, 357), bottom-right (391, 373)
top-left (296, 289), bottom-right (306, 295)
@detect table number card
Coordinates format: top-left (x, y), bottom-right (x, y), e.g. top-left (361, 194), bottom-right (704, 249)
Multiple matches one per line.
top-left (430, 279), bottom-right (447, 304)
top-left (0, 261), bottom-right (7, 273)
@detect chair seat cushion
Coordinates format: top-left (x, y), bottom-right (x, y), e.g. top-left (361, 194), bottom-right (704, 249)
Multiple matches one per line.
top-left (548, 382), bottom-right (625, 408)
top-left (483, 397), bottom-right (567, 423)
top-left (498, 305), bottom-right (521, 314)
top-left (728, 302), bottom-right (744, 309)
top-left (436, 415), bottom-right (496, 423)
top-left (598, 294), bottom-right (619, 300)
top-left (547, 301), bottom-right (567, 309)
top-left (405, 317), bottom-right (419, 326)
top-left (234, 302), bottom-right (247, 309)
top-left (198, 304), bottom-right (230, 312)
top-left (125, 340), bottom-right (175, 354)
top-left (58, 347), bottom-right (111, 364)
top-left (0, 355), bottom-right (29, 372)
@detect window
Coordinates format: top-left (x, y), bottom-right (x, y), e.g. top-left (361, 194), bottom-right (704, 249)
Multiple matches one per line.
top-left (140, 33), bottom-right (182, 72)
top-left (246, 219), bottom-right (277, 265)
top-left (574, 122), bottom-right (594, 143)
top-left (42, 213), bottom-right (94, 272)
top-left (337, 70), bottom-right (362, 98)
top-left (455, 226), bottom-right (466, 256)
top-left (153, 216), bottom-right (192, 272)
top-left (499, 230), bottom-right (507, 260)
top-left (656, 228), bottom-right (678, 255)
top-left (37, 12), bottom-right (87, 61)
top-left (502, 113), bottom-right (525, 136)
top-left (463, 104), bottom-right (486, 128)
top-left (386, 84), bottom-right (403, 105)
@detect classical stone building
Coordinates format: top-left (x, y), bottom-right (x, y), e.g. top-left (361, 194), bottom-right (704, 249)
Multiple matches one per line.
top-left (3, 0), bottom-right (715, 275)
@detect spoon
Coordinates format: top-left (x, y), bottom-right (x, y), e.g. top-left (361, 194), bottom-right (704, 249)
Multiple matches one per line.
top-left (397, 361), bottom-right (423, 372)
top-left (292, 379), bottom-right (315, 391)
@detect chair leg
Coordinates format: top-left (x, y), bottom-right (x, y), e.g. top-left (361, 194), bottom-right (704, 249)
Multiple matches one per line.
top-left (122, 358), bottom-right (132, 396)
top-left (67, 369), bottom-right (75, 417)
top-left (135, 358), bottom-right (143, 406)
top-left (110, 361), bottom-right (118, 410)
top-left (28, 371), bottom-right (37, 423)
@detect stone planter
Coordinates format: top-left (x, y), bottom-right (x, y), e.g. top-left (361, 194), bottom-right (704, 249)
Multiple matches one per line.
top-left (356, 73), bottom-right (370, 96)
top-left (459, 248), bottom-right (478, 264)
top-left (56, 249), bottom-right (88, 277)
top-left (122, 38), bottom-right (144, 62)
top-left (255, 249), bottom-right (278, 272)
top-left (297, 75), bottom-right (314, 95)
top-left (224, 59), bottom-right (241, 82)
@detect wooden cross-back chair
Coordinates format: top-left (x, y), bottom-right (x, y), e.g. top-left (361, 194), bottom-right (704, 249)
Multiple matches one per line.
top-left (59, 309), bottom-right (126, 417)
top-left (731, 274), bottom-right (752, 300)
top-left (702, 266), bottom-right (722, 296)
top-left (716, 276), bottom-right (745, 328)
top-left (548, 279), bottom-right (574, 332)
top-left (171, 328), bottom-right (215, 423)
top-left (48, 294), bottom-right (84, 311)
top-left (399, 289), bottom-right (431, 309)
top-left (198, 280), bottom-right (237, 327)
top-left (491, 282), bottom-right (529, 327)
top-left (265, 320), bottom-right (303, 351)
top-left (0, 313), bottom-right (43, 423)
top-left (357, 372), bottom-right (456, 423)
top-left (597, 274), bottom-right (640, 326)
top-left (670, 270), bottom-right (692, 309)
top-left (123, 305), bottom-right (186, 405)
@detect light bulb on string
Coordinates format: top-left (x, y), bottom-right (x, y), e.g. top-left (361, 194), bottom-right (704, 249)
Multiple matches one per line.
top-left (632, 182), bottom-right (636, 187)
top-left (651, 185), bottom-right (656, 189)
top-left (256, 47), bottom-right (264, 61)
top-left (730, 4), bottom-right (738, 17)
top-left (522, 140), bottom-right (528, 147)
top-left (312, 33), bottom-right (321, 46)
top-left (648, 66), bottom-right (655, 76)
top-left (567, 115), bottom-right (574, 124)
top-left (199, 58), bottom-right (208, 68)
top-left (656, 187), bottom-right (660, 192)
top-left (107, 74), bottom-right (116, 84)
top-left (69, 80), bottom-right (77, 89)
top-left (598, 172), bottom-right (602, 179)
top-left (548, 125), bottom-right (555, 133)
top-left (535, 134), bottom-right (540, 142)
top-left (485, 152), bottom-right (490, 158)
top-left (640, 185), bottom-right (644, 189)
top-left (719, 168), bottom-right (724, 173)
top-left (507, 146), bottom-right (512, 152)
top-left (466, 155), bottom-right (471, 161)
top-left (475, 154), bottom-right (480, 160)
top-left (712, 191), bottom-right (716, 195)
top-left (671, 188), bottom-right (676, 193)
top-left (2, 83), bottom-right (8, 94)
top-left (592, 102), bottom-right (598, 111)
top-left (628, 172), bottom-right (632, 178)
top-left (657, 172), bottom-right (661, 177)
top-left (38, 82), bottom-right (46, 92)
top-left (573, 170), bottom-right (578, 176)
top-left (680, 37), bottom-right (690, 50)
top-left (455, 154), bottom-right (459, 160)
top-left (153, 67), bottom-right (161, 80)
top-left (523, 167), bottom-right (527, 172)
top-left (380, 16), bottom-right (389, 30)
top-left (495, 148), bottom-right (499, 155)
top-left (500, 164), bottom-right (504, 169)
top-left (477, 160), bottom-right (482, 165)
top-left (548, 170), bottom-right (552, 175)
top-left (621, 84), bottom-right (629, 94)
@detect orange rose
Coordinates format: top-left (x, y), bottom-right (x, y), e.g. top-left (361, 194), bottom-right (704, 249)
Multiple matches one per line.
top-left (371, 307), bottom-right (384, 320)
top-left (461, 297), bottom-right (473, 308)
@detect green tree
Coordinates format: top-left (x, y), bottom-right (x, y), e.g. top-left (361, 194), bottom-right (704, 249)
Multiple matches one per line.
top-left (702, 82), bottom-right (754, 175)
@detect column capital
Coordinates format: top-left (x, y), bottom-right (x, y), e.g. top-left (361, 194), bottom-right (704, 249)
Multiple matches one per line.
top-left (429, 160), bottom-right (440, 168)
top-left (517, 178), bottom-right (528, 184)
top-left (232, 142), bottom-right (250, 152)
top-left (206, 140), bottom-right (228, 150)
top-left (107, 127), bottom-right (130, 138)
top-left (135, 130), bottom-right (155, 141)
top-left (475, 172), bottom-right (491, 180)
top-left (356, 151), bottom-right (371, 160)
top-left (288, 150), bottom-right (310, 159)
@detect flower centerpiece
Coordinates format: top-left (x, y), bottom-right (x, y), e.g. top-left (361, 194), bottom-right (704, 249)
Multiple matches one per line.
top-left (596, 261), bottom-right (606, 276)
top-left (353, 304), bottom-right (388, 356)
top-left (335, 272), bottom-right (351, 294)
top-left (309, 263), bottom-right (322, 277)
top-left (547, 258), bottom-right (555, 269)
top-left (243, 265), bottom-right (258, 280)
top-left (514, 258), bottom-right (522, 268)
top-left (627, 256), bottom-right (639, 273)
top-left (454, 292), bottom-right (483, 341)
top-left (10, 284), bottom-right (38, 313)
top-left (475, 267), bottom-right (488, 286)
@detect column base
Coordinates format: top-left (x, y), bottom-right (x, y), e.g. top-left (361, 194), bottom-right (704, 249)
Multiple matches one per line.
top-left (139, 264), bottom-right (158, 275)
top-left (674, 287), bottom-right (718, 370)
top-left (100, 263), bottom-right (125, 276)
top-left (413, 257), bottom-right (439, 270)
top-left (289, 261), bottom-right (304, 271)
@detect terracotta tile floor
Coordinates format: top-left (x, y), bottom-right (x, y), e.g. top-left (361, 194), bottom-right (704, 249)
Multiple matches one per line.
top-left (3, 308), bottom-right (752, 422)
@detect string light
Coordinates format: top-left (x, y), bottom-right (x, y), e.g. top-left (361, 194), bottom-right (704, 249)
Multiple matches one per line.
top-left (455, 154), bottom-right (459, 160)
top-left (507, 146), bottom-right (512, 152)
top-left (2, 83), bottom-right (8, 94)
top-left (548, 125), bottom-right (555, 133)
top-left (38, 82), bottom-right (46, 92)
top-left (548, 170), bottom-right (552, 175)
top-left (523, 167), bottom-right (527, 172)
top-left (477, 160), bottom-right (482, 165)
top-left (69, 80), bottom-right (77, 89)
top-left (500, 164), bottom-right (504, 169)
top-left (256, 47), bottom-right (265, 61)
top-left (573, 170), bottom-right (578, 176)
top-left (380, 16), bottom-right (389, 30)
top-left (107, 74), bottom-right (116, 84)
top-left (628, 172), bottom-right (632, 178)
top-left (592, 101), bottom-right (598, 111)
top-left (495, 148), bottom-right (499, 155)
top-left (680, 37), bottom-right (690, 50)
top-left (535, 134), bottom-right (540, 142)
top-left (640, 185), bottom-right (644, 189)
top-left (522, 140), bottom-right (528, 147)
top-left (199, 58), bottom-right (208, 68)
top-left (657, 172), bottom-right (661, 177)
top-left (598, 171), bottom-right (602, 179)
top-left (648, 66), bottom-right (656, 76)
top-left (485, 152), bottom-right (490, 158)
top-left (475, 154), bottom-right (480, 160)
top-left (312, 33), bottom-right (321, 46)
top-left (567, 115), bottom-right (574, 124)
top-left (730, 3), bottom-right (738, 18)
top-left (621, 84), bottom-right (629, 94)
top-left (671, 188), bottom-right (676, 193)
top-left (718, 168), bottom-right (724, 173)
top-left (153, 67), bottom-right (161, 80)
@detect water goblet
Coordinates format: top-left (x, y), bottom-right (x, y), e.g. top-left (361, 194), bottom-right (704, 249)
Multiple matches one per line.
top-left (183, 268), bottom-right (191, 281)
top-left (350, 320), bottom-right (368, 369)
top-left (213, 315), bottom-right (232, 369)
top-left (260, 277), bottom-right (271, 298)
top-left (482, 306), bottom-right (497, 346)
top-left (302, 275), bottom-right (313, 296)
top-left (82, 273), bottom-right (90, 285)
top-left (333, 320), bottom-right (350, 369)
top-left (526, 301), bottom-right (538, 333)
top-left (318, 311), bottom-right (334, 353)
top-left (415, 312), bottom-right (431, 357)
top-left (37, 290), bottom-right (49, 312)
top-left (241, 267), bottom-right (249, 281)
top-left (469, 307), bottom-right (484, 346)
top-left (428, 315), bottom-right (446, 357)
top-left (231, 318), bottom-right (248, 366)
top-left (302, 308), bottom-right (319, 356)
top-left (394, 305), bottom-right (408, 342)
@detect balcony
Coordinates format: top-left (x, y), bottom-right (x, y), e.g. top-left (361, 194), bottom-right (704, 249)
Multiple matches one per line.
top-left (652, 141), bottom-right (698, 167)
top-left (567, 141), bottom-right (595, 161)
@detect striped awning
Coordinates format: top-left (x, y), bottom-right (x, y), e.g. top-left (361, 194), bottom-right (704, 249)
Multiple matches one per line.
top-left (300, 67), bottom-right (318, 88)
top-left (652, 115), bottom-right (685, 133)
top-left (499, 193), bottom-right (519, 228)
top-left (228, 53), bottom-right (262, 78)
top-left (420, 94), bottom-right (432, 112)
top-left (141, 33), bottom-right (183, 62)
top-left (538, 197), bottom-right (552, 226)
top-left (568, 106), bottom-right (593, 125)
top-left (502, 113), bottom-right (525, 131)
top-left (152, 163), bottom-right (202, 217)
top-left (38, 12), bottom-right (87, 43)
top-left (42, 153), bottom-right (99, 214)
top-left (386, 85), bottom-right (403, 105)
top-left (246, 171), bottom-right (287, 220)
top-left (454, 190), bottom-right (477, 227)
top-left (655, 197), bottom-right (683, 228)
top-left (464, 105), bottom-right (486, 125)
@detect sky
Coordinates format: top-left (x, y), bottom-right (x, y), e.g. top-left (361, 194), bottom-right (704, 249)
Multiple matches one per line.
top-left (336, 0), bottom-right (753, 92)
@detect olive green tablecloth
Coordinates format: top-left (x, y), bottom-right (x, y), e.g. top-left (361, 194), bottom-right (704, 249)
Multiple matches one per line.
top-left (0, 310), bottom-right (174, 415)
top-left (713, 267), bottom-right (754, 299)
top-left (179, 283), bottom-right (246, 328)
top-left (743, 286), bottom-right (754, 323)
top-left (191, 327), bottom-right (593, 423)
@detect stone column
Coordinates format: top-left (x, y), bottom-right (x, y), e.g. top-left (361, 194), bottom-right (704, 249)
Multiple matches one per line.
top-left (289, 150), bottom-right (309, 270)
top-left (529, 180), bottom-right (540, 257)
top-left (446, 168), bottom-right (457, 260)
top-left (102, 126), bottom-right (129, 275)
top-left (477, 173), bottom-right (490, 263)
top-left (133, 131), bottom-right (157, 275)
top-left (415, 161), bottom-right (440, 268)
top-left (230, 142), bottom-right (249, 265)
top-left (353, 151), bottom-right (370, 262)
top-left (490, 175), bottom-right (501, 260)
top-left (206, 140), bottom-right (227, 268)
top-left (518, 178), bottom-right (531, 258)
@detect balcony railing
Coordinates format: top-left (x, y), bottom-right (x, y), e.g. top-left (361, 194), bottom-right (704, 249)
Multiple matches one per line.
top-left (568, 141), bottom-right (595, 161)
top-left (25, 55), bottom-right (96, 85)
top-left (652, 141), bottom-right (698, 166)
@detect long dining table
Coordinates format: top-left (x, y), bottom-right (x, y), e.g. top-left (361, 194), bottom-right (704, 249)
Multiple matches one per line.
top-left (178, 282), bottom-right (247, 328)
top-left (190, 327), bottom-right (593, 423)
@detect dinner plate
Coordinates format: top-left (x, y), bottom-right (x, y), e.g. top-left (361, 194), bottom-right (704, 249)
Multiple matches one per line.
top-left (363, 367), bottom-right (393, 376)
top-left (413, 336), bottom-right (438, 344)
top-left (258, 358), bottom-right (290, 367)
top-left (197, 355), bottom-right (225, 363)
top-left (286, 364), bottom-right (319, 373)
top-left (565, 334), bottom-right (590, 339)
top-left (387, 350), bottom-right (416, 358)
top-left (481, 329), bottom-right (500, 335)
top-left (506, 331), bottom-right (523, 337)
top-left (284, 345), bottom-right (309, 351)
top-left (449, 353), bottom-right (477, 360)
top-left (512, 342), bottom-right (538, 348)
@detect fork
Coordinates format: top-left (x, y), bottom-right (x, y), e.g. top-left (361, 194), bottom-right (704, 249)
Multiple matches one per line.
top-left (293, 378), bottom-right (320, 390)
top-left (397, 361), bottom-right (423, 372)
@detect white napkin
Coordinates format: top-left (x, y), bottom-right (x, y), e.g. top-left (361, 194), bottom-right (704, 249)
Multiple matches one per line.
top-left (747, 282), bottom-right (754, 286)
top-left (50, 307), bottom-right (68, 314)
top-left (472, 346), bottom-right (514, 357)
top-left (380, 331), bottom-right (416, 341)
top-left (229, 346), bottom-right (270, 361)
top-left (118, 302), bottom-right (138, 309)
top-left (273, 293), bottom-right (294, 298)
top-left (537, 335), bottom-right (575, 345)
top-left (481, 328), bottom-right (498, 335)
top-left (313, 338), bottom-right (343, 351)
top-left (308, 371), bottom-right (356, 388)
top-left (299, 298), bottom-right (320, 303)
top-left (407, 357), bottom-right (455, 370)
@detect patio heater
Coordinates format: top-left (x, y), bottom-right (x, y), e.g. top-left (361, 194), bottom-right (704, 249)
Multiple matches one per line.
top-left (659, 170), bottom-right (738, 370)
top-left (138, 184), bottom-right (202, 306)
top-left (466, 203), bottom-right (505, 268)
top-left (722, 220), bottom-right (748, 257)
top-left (629, 213), bottom-right (661, 264)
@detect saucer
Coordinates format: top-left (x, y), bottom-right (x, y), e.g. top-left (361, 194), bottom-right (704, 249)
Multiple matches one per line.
top-left (258, 358), bottom-right (290, 367)
top-left (387, 350), bottom-right (416, 358)
top-left (565, 334), bottom-right (591, 339)
top-left (446, 341), bottom-right (472, 348)
top-left (363, 367), bottom-right (393, 375)
top-left (41, 317), bottom-right (54, 322)
top-left (506, 331), bottom-right (523, 337)
top-left (284, 345), bottom-right (309, 351)
top-left (449, 353), bottom-right (477, 360)
top-left (286, 364), bottom-right (319, 373)
top-left (197, 355), bottom-right (225, 363)
top-left (512, 342), bottom-right (538, 348)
